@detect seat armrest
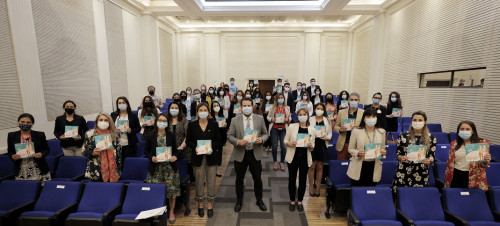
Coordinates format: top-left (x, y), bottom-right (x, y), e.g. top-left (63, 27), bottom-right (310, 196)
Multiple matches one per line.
top-left (347, 209), bottom-right (360, 226)
top-left (396, 209), bottom-right (414, 226)
top-left (71, 174), bottom-right (86, 181)
top-left (326, 177), bottom-right (332, 188)
top-left (492, 210), bottom-right (500, 222)
top-left (444, 209), bottom-right (468, 226)
top-left (54, 202), bottom-right (78, 225)
top-left (103, 203), bottom-right (122, 220)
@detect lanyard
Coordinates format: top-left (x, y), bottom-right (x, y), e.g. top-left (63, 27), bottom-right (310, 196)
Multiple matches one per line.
top-left (365, 128), bottom-right (374, 144)
top-left (21, 132), bottom-right (32, 143)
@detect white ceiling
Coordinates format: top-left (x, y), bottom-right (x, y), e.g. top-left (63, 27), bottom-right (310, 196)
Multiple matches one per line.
top-left (127, 0), bottom-right (399, 29)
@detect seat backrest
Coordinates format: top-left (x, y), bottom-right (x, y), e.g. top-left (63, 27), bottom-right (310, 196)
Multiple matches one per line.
top-left (448, 133), bottom-right (456, 142)
top-left (383, 144), bottom-right (397, 161)
top-left (401, 123), bottom-right (410, 133)
top-left (427, 124), bottom-right (442, 132)
top-left (47, 139), bottom-right (63, 156)
top-left (0, 155), bottom-right (14, 177)
top-left (486, 162), bottom-right (500, 187)
top-left (54, 156), bottom-right (87, 179)
top-left (45, 155), bottom-right (58, 175)
top-left (34, 181), bottom-right (81, 212)
top-left (121, 183), bottom-right (166, 214)
top-left (136, 142), bottom-right (146, 157)
top-left (397, 187), bottom-right (445, 221)
top-left (428, 164), bottom-right (436, 187)
top-left (121, 158), bottom-right (149, 181)
top-left (331, 132), bottom-right (339, 144)
top-left (386, 132), bottom-right (400, 142)
top-left (379, 161), bottom-right (398, 185)
top-left (351, 187), bottom-right (396, 221)
top-left (176, 159), bottom-right (189, 182)
top-left (77, 182), bottom-right (123, 213)
top-left (444, 188), bottom-right (494, 221)
top-left (402, 117), bottom-right (411, 124)
top-left (432, 132), bottom-right (449, 145)
top-left (491, 145), bottom-right (500, 162)
top-left (490, 189), bottom-right (500, 211)
top-left (435, 144), bottom-right (450, 162)
top-left (434, 162), bottom-right (447, 181)
top-left (87, 121), bottom-right (95, 130)
top-left (0, 181), bottom-right (39, 211)
top-left (329, 160), bottom-right (350, 186)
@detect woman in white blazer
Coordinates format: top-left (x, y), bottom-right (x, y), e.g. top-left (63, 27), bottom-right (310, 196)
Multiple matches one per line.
top-left (347, 108), bottom-right (387, 186)
top-left (267, 93), bottom-right (292, 171)
top-left (284, 108), bottom-right (315, 212)
top-left (308, 103), bottom-right (333, 197)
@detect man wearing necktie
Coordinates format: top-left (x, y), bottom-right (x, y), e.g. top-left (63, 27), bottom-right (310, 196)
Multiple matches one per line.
top-left (228, 98), bottom-right (269, 212)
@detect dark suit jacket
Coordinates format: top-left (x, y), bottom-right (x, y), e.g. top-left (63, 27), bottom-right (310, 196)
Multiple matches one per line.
top-left (53, 114), bottom-right (88, 148)
top-left (306, 85), bottom-right (321, 97)
top-left (190, 99), bottom-right (208, 118)
top-left (144, 131), bottom-right (178, 174)
top-left (7, 130), bottom-right (50, 175)
top-left (283, 92), bottom-right (295, 113)
top-left (111, 111), bottom-right (141, 146)
top-left (292, 90), bottom-right (302, 101)
top-left (186, 120), bottom-right (221, 167)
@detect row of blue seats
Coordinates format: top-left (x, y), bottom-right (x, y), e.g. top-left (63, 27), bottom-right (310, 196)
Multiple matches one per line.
top-left (0, 181), bottom-right (169, 226)
top-left (348, 187), bottom-right (500, 226)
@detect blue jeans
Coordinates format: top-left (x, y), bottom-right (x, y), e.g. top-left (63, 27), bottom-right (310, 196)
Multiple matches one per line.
top-left (271, 128), bottom-right (287, 163)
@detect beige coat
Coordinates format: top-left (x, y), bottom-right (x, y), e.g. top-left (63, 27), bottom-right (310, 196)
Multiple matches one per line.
top-left (334, 108), bottom-right (365, 152)
top-left (346, 127), bottom-right (386, 182)
top-left (284, 123), bottom-right (316, 167)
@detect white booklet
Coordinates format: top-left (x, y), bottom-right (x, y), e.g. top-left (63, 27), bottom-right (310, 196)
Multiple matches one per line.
top-left (135, 206), bottom-right (166, 220)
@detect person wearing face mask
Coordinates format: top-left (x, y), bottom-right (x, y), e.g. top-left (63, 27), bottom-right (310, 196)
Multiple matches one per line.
top-left (272, 78), bottom-right (284, 96)
top-left (228, 90), bottom-right (245, 128)
top-left (186, 103), bottom-right (221, 218)
top-left (295, 92), bottom-right (314, 116)
top-left (215, 87), bottom-right (231, 119)
top-left (364, 92), bottom-right (388, 130)
top-left (180, 91), bottom-right (191, 120)
top-left (261, 91), bottom-right (274, 151)
top-left (346, 108), bottom-right (387, 187)
top-left (293, 82), bottom-right (303, 104)
top-left (246, 80), bottom-right (257, 92)
top-left (144, 113), bottom-right (180, 224)
top-left (111, 97), bottom-right (141, 165)
top-left (211, 101), bottom-right (227, 177)
top-left (324, 93), bottom-right (338, 122)
top-left (8, 113), bottom-right (51, 181)
top-left (284, 108), bottom-right (315, 212)
top-left (200, 84), bottom-right (208, 98)
top-left (253, 88), bottom-right (263, 112)
top-left (83, 113), bottom-right (122, 182)
top-left (308, 103), bottom-right (333, 197)
top-left (267, 93), bottom-right (292, 172)
top-left (205, 86), bottom-right (216, 106)
top-left (312, 87), bottom-right (324, 105)
top-left (391, 111), bottom-right (436, 194)
top-left (337, 90), bottom-right (350, 112)
top-left (53, 100), bottom-right (88, 156)
top-left (306, 78), bottom-right (320, 97)
top-left (223, 84), bottom-right (232, 101)
top-left (145, 85), bottom-right (163, 109)
top-left (444, 121), bottom-right (491, 190)
top-left (228, 78), bottom-right (239, 95)
top-left (165, 102), bottom-right (188, 162)
top-left (139, 96), bottom-right (160, 140)
top-left (334, 92), bottom-right (365, 160)
top-left (172, 93), bottom-right (187, 115)
top-left (190, 89), bottom-right (208, 120)
top-left (386, 91), bottom-right (403, 132)
top-left (228, 97), bottom-right (269, 213)
top-left (282, 83), bottom-right (296, 113)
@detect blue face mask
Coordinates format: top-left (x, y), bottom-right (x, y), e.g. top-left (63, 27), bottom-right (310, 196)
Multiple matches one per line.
top-left (194, 94), bottom-right (201, 99)
top-left (118, 104), bottom-right (127, 111)
top-left (277, 99), bottom-right (284, 104)
top-left (372, 98), bottom-right (381, 104)
top-left (242, 107), bottom-right (253, 116)
top-left (298, 116), bottom-right (308, 123)
top-left (391, 97), bottom-right (397, 102)
top-left (349, 101), bottom-right (358, 108)
top-left (458, 131), bottom-right (472, 140)
top-left (170, 109), bottom-right (179, 116)
top-left (198, 112), bottom-right (209, 119)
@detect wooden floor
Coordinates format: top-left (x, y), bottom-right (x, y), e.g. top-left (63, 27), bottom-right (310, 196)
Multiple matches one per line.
top-left (171, 144), bottom-right (348, 226)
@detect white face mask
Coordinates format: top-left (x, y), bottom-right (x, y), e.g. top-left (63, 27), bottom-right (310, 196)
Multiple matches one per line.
top-left (209, 90), bottom-right (214, 94)
top-left (311, 82), bottom-right (316, 86)
top-left (412, 121), bottom-right (425, 130)
top-left (365, 118), bottom-right (377, 127)
top-left (245, 94), bottom-right (251, 98)
top-left (198, 112), bottom-right (209, 119)
top-left (219, 91), bottom-right (225, 96)
top-left (277, 82), bottom-right (282, 86)
top-left (284, 87), bottom-right (290, 92)
top-left (302, 86), bottom-right (306, 89)
top-left (237, 96), bottom-right (242, 101)
top-left (298, 115), bottom-right (308, 123)
top-left (315, 110), bottom-right (324, 116)
top-left (187, 90), bottom-right (192, 94)
top-left (157, 122), bottom-right (168, 129)
top-left (213, 106), bottom-right (220, 112)
top-left (230, 81), bottom-right (235, 85)
top-left (266, 96), bottom-right (271, 100)
top-left (98, 121), bottom-right (109, 130)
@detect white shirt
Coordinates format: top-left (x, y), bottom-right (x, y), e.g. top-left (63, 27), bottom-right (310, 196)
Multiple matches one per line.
top-left (243, 114), bottom-right (254, 150)
top-left (284, 92), bottom-right (289, 104)
top-left (116, 114), bottom-right (129, 146)
top-left (454, 145), bottom-right (469, 171)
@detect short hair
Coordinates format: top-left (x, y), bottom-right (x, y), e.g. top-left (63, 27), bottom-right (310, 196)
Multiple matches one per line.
top-left (481, 78), bottom-right (484, 82)
top-left (310, 78), bottom-right (316, 81)
top-left (63, 100), bottom-right (76, 108)
top-left (230, 78), bottom-right (235, 80)
top-left (284, 82), bottom-right (290, 87)
top-left (18, 113), bottom-right (35, 124)
top-left (147, 85), bottom-right (155, 90)
top-left (241, 97), bottom-right (254, 106)
top-left (349, 92), bottom-right (360, 99)
top-left (277, 78), bottom-right (282, 81)
top-left (372, 92), bottom-right (382, 98)
top-left (193, 89), bottom-right (201, 94)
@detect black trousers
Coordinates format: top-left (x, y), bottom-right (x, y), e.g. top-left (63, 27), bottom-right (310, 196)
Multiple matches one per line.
top-left (234, 150), bottom-right (263, 202)
top-left (121, 143), bottom-right (138, 169)
top-left (288, 152), bottom-right (309, 202)
top-left (350, 161), bottom-right (376, 187)
top-left (450, 168), bottom-right (469, 188)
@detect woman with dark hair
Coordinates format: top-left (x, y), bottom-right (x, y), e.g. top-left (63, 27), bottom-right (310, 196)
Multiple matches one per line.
top-left (8, 113), bottom-right (51, 181)
top-left (308, 103), bottom-right (332, 196)
top-left (211, 101), bottom-right (227, 177)
top-left (392, 111), bottom-right (436, 193)
top-left (166, 101), bottom-right (188, 160)
top-left (268, 93), bottom-right (292, 171)
top-left (172, 92), bottom-right (187, 115)
top-left (386, 91), bottom-right (403, 132)
top-left (312, 87), bottom-right (324, 105)
top-left (261, 91), bottom-right (274, 151)
top-left (144, 113), bottom-right (180, 224)
top-left (139, 96), bottom-right (160, 140)
top-left (228, 90), bottom-right (244, 128)
top-left (337, 90), bottom-right (349, 112)
top-left (295, 92), bottom-right (314, 116)
top-left (347, 108), bottom-right (387, 187)
top-left (111, 97), bottom-right (141, 163)
top-left (444, 121), bottom-right (491, 190)
top-left (324, 93), bottom-right (337, 123)
top-left (253, 88), bottom-right (263, 113)
top-left (54, 100), bottom-right (88, 156)
top-left (364, 92), bottom-right (388, 130)
top-left (215, 87), bottom-right (231, 119)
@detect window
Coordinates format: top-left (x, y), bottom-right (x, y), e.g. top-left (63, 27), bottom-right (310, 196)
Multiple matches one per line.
top-left (419, 67), bottom-right (486, 88)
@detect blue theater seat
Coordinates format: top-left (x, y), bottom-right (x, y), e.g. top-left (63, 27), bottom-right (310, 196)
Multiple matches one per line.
top-left (377, 161), bottom-right (398, 187)
top-left (0, 181), bottom-right (40, 225)
top-left (427, 124), bottom-right (442, 132)
top-left (433, 132), bottom-right (450, 145)
top-left (87, 121), bottom-right (95, 130)
top-left (0, 155), bottom-right (15, 182)
top-left (443, 188), bottom-right (500, 226)
top-left (435, 144), bottom-right (450, 162)
top-left (397, 187), bottom-right (453, 226)
top-left (487, 163), bottom-right (500, 189)
top-left (382, 144), bottom-right (397, 162)
top-left (136, 142), bottom-right (146, 158)
top-left (348, 187), bottom-right (402, 226)
top-left (118, 158), bottom-right (149, 183)
top-left (47, 139), bottom-right (63, 156)
top-left (52, 156), bottom-right (87, 181)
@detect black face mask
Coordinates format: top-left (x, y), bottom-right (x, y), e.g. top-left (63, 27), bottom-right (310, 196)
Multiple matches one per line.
top-left (144, 102), bottom-right (153, 107)
top-left (326, 98), bottom-right (333, 103)
top-left (181, 95), bottom-right (187, 100)
top-left (174, 98), bottom-right (180, 102)
top-left (65, 108), bottom-right (75, 115)
top-left (149, 91), bottom-right (155, 95)
top-left (19, 124), bottom-right (32, 131)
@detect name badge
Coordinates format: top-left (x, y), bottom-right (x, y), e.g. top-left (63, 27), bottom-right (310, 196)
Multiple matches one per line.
top-left (377, 110), bottom-right (382, 114)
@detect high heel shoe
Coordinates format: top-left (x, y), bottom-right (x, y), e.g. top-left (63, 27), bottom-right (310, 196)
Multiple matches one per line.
top-left (280, 162), bottom-right (285, 172)
top-left (198, 208), bottom-right (204, 217)
top-left (273, 162), bottom-right (278, 171)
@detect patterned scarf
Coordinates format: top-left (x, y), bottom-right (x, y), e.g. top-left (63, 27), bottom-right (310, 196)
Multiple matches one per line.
top-left (96, 128), bottom-right (119, 182)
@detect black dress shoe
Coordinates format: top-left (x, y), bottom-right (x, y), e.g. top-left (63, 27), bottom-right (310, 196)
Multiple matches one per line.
top-left (297, 204), bottom-right (304, 212)
top-left (207, 209), bottom-right (214, 218)
top-left (256, 200), bottom-right (267, 211)
top-left (234, 202), bottom-right (242, 212)
top-left (289, 203), bottom-right (296, 212)
top-left (198, 208), bottom-right (204, 217)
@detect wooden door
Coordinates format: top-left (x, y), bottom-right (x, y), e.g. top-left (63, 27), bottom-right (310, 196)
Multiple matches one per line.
top-left (254, 80), bottom-right (275, 95)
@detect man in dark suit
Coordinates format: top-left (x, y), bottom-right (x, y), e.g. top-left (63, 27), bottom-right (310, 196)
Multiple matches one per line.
top-left (272, 78), bottom-right (283, 96)
top-left (227, 98), bottom-right (269, 213)
top-left (292, 82), bottom-right (303, 106)
top-left (283, 83), bottom-right (295, 113)
top-left (306, 78), bottom-right (321, 97)
top-left (190, 89), bottom-right (207, 118)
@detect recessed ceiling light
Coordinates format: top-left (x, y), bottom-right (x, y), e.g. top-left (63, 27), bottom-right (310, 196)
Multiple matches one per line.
top-left (272, 20), bottom-right (275, 23)
top-left (315, 20), bottom-right (318, 22)
top-left (250, 20), bottom-right (254, 23)
top-left (228, 20), bottom-right (232, 23)
top-left (294, 20), bottom-right (297, 22)
top-left (187, 20), bottom-right (190, 23)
